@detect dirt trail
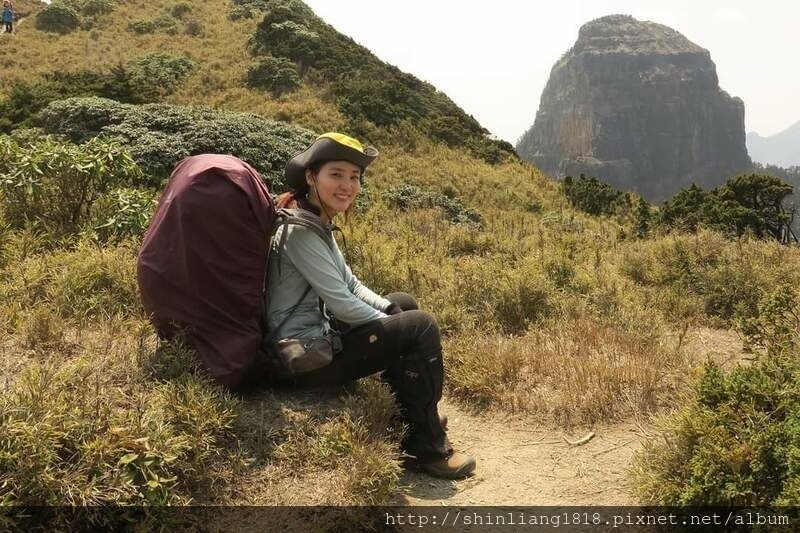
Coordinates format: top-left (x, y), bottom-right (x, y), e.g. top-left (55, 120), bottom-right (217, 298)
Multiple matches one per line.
top-left (393, 397), bottom-right (647, 506)
top-left (393, 327), bottom-right (743, 506)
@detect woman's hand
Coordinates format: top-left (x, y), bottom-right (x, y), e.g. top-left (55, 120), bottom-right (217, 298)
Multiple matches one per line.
top-left (385, 303), bottom-right (403, 315)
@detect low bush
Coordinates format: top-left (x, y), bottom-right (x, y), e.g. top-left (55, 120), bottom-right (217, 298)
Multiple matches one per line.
top-left (91, 187), bottom-right (157, 243)
top-left (0, 136), bottom-right (142, 240)
top-left (268, 379), bottom-right (402, 505)
top-left (128, 19), bottom-right (155, 34)
top-left (382, 184), bottom-right (482, 227)
top-left (183, 17), bottom-right (203, 36)
top-left (618, 230), bottom-right (797, 325)
top-left (635, 353), bottom-right (800, 505)
top-left (228, 6), bottom-right (253, 20)
top-left (130, 53), bottom-right (197, 94)
top-left (246, 56), bottom-right (301, 96)
top-left (128, 14), bottom-right (178, 35)
top-left (170, 1), bottom-right (192, 18)
top-left (562, 174), bottom-right (632, 217)
top-left (0, 66), bottom-right (167, 134)
top-left (79, 0), bottom-right (114, 16)
top-left (0, 337), bottom-right (238, 509)
top-left (36, 97), bottom-right (316, 186)
top-left (35, 3), bottom-right (82, 34)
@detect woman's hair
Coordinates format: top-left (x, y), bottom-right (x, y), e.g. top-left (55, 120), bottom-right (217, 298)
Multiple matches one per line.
top-left (276, 159), bottom-right (361, 222)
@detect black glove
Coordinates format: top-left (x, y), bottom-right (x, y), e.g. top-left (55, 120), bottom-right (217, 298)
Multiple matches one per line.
top-left (385, 303), bottom-right (403, 316)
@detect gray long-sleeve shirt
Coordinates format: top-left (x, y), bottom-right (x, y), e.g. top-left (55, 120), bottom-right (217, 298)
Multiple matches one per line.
top-left (266, 218), bottom-right (391, 341)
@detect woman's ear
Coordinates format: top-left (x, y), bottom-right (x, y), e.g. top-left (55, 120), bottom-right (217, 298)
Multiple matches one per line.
top-left (305, 168), bottom-right (314, 188)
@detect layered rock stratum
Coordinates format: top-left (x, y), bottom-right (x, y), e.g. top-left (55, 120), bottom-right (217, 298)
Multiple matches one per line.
top-left (517, 15), bottom-right (751, 201)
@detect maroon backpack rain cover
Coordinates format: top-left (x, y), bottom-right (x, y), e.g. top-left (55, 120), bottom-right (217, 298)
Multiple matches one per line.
top-left (137, 154), bottom-right (276, 388)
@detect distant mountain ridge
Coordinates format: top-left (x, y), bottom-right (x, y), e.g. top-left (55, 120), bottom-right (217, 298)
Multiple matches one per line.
top-left (747, 120), bottom-right (800, 167)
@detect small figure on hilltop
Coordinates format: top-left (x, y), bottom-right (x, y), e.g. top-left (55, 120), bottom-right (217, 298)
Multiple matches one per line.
top-left (2, 1), bottom-right (13, 34)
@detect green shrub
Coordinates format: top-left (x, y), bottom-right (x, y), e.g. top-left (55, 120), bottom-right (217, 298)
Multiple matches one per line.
top-left (269, 380), bottom-right (402, 505)
top-left (80, 0), bottom-right (114, 16)
top-left (491, 272), bottom-right (551, 334)
top-left (634, 196), bottom-right (652, 237)
top-left (36, 97), bottom-right (316, 186)
top-left (0, 136), bottom-right (142, 240)
top-left (256, 19), bottom-right (321, 67)
top-left (91, 187), bottom-right (157, 242)
top-left (130, 53), bottom-right (197, 93)
top-left (128, 14), bottom-right (178, 35)
top-left (382, 184), bottom-right (482, 227)
top-left (562, 174), bottom-right (632, 216)
top-left (228, 0), bottom-right (271, 20)
top-left (170, 1), bottom-right (192, 18)
top-left (128, 19), bottom-right (155, 34)
top-left (0, 352), bottom-right (237, 508)
top-left (635, 353), bottom-right (800, 505)
top-left (0, 68), bottom-right (160, 134)
top-left (246, 56), bottom-right (301, 96)
top-left (660, 175), bottom-right (794, 241)
top-left (19, 305), bottom-right (67, 352)
top-left (35, 3), bottom-right (82, 34)
top-left (619, 231), bottom-right (794, 325)
top-left (737, 284), bottom-right (800, 356)
top-left (228, 6), bottom-right (253, 20)
top-left (0, 135), bottom-right (14, 173)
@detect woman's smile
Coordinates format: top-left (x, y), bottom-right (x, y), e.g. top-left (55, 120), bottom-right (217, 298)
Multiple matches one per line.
top-left (306, 160), bottom-right (362, 221)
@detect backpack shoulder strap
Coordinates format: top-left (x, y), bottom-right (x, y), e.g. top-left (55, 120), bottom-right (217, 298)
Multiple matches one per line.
top-left (264, 283), bottom-right (312, 343)
top-left (261, 208), bottom-right (337, 342)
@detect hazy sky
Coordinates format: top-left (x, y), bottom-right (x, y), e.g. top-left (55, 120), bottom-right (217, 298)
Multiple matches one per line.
top-left (304, 0), bottom-right (799, 144)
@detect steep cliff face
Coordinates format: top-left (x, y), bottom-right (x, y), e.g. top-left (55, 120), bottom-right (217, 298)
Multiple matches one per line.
top-left (517, 15), bottom-right (751, 201)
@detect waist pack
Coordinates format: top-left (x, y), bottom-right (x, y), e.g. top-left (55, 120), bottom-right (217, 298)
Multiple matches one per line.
top-left (266, 332), bottom-right (343, 379)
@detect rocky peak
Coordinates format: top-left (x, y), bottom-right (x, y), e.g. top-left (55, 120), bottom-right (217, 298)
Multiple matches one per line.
top-left (573, 15), bottom-right (706, 57)
top-left (518, 15), bottom-right (750, 201)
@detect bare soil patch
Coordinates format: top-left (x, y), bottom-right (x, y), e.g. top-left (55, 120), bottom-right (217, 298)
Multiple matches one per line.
top-left (395, 397), bottom-right (646, 506)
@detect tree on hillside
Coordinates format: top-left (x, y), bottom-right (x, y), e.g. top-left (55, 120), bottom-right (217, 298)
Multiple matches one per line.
top-left (562, 174), bottom-right (632, 217)
top-left (635, 196), bottom-right (652, 238)
top-left (660, 184), bottom-right (707, 232)
top-left (720, 174), bottom-right (793, 241)
top-left (660, 175), bottom-right (797, 243)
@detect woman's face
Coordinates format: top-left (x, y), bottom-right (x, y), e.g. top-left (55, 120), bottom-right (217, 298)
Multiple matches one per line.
top-left (306, 160), bottom-right (361, 217)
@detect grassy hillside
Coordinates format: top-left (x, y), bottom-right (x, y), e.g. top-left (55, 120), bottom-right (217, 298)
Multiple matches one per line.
top-left (3, 0), bottom-right (800, 524)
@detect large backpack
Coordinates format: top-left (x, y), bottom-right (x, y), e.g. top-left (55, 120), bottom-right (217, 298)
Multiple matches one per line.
top-left (137, 154), bottom-right (329, 388)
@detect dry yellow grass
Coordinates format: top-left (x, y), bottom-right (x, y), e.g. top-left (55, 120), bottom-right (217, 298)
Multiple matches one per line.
top-left (4, 0), bottom-right (800, 514)
top-left (0, 0), bottom-right (343, 129)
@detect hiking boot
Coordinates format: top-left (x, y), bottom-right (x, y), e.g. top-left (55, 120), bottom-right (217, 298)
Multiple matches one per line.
top-left (393, 413), bottom-right (448, 430)
top-left (420, 451), bottom-right (476, 479)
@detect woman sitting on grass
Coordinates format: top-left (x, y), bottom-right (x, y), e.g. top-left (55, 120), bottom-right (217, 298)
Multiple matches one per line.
top-left (266, 132), bottom-right (476, 479)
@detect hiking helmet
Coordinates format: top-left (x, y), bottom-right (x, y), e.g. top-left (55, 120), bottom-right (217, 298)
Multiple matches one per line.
top-left (284, 132), bottom-right (378, 191)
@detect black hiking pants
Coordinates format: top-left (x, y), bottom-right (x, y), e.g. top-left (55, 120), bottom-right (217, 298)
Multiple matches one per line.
top-left (286, 292), bottom-right (453, 461)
